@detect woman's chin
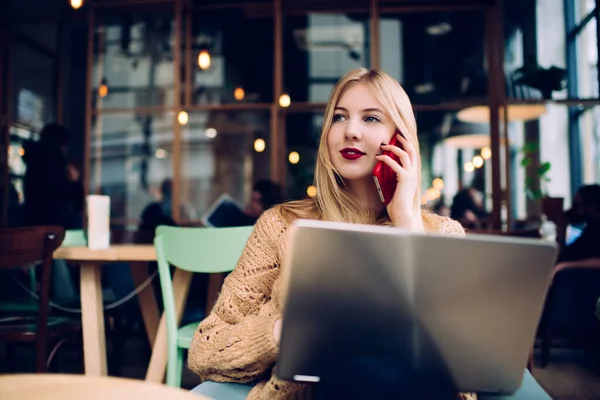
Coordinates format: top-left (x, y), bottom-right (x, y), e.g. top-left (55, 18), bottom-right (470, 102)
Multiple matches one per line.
top-left (337, 169), bottom-right (373, 183)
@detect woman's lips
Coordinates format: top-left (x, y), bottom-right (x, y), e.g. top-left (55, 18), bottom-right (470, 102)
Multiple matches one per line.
top-left (340, 148), bottom-right (365, 160)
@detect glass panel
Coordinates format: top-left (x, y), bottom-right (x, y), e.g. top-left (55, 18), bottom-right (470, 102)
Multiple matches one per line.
top-left (189, 9), bottom-right (273, 105)
top-left (424, 110), bottom-right (492, 222)
top-left (576, 0), bottom-right (597, 25)
top-left (14, 23), bottom-right (59, 52)
top-left (284, 14), bottom-right (370, 103)
top-left (505, 2), bottom-right (568, 101)
top-left (580, 105), bottom-right (600, 183)
top-left (578, 16), bottom-right (599, 98)
top-left (284, 112), bottom-right (323, 200)
top-left (380, 10), bottom-right (486, 105)
top-left (179, 110), bottom-right (271, 224)
top-left (11, 39), bottom-right (57, 130)
top-left (506, 105), bottom-right (572, 220)
top-left (92, 7), bottom-right (175, 109)
top-left (90, 112), bottom-right (173, 225)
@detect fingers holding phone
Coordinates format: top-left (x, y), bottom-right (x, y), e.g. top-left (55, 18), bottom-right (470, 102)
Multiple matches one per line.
top-left (374, 132), bottom-right (422, 230)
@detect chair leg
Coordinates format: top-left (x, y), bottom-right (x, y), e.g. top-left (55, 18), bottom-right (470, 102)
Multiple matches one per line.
top-left (166, 346), bottom-right (184, 388)
top-left (175, 347), bottom-right (184, 387)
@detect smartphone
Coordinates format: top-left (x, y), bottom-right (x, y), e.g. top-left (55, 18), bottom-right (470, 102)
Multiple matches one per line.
top-left (372, 134), bottom-right (401, 205)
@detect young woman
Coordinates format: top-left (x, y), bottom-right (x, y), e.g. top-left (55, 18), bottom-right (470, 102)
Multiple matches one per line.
top-left (187, 69), bottom-right (549, 400)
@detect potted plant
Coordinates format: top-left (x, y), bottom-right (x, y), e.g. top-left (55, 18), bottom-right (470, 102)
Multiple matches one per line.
top-left (513, 59), bottom-right (567, 99)
top-left (520, 142), bottom-right (564, 235)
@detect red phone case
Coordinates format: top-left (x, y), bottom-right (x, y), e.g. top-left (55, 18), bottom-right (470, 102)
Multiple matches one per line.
top-left (372, 135), bottom-right (400, 205)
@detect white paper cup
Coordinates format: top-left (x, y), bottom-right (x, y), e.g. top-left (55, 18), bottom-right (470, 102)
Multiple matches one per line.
top-left (87, 195), bottom-right (110, 249)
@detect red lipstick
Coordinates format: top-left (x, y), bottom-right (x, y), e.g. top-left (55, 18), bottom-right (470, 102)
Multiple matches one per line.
top-left (340, 148), bottom-right (366, 160)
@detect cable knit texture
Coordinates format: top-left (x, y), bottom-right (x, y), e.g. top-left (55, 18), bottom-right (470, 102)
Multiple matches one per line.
top-left (187, 206), bottom-right (474, 400)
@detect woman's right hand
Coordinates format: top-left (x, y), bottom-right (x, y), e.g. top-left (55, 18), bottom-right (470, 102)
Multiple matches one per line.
top-left (273, 318), bottom-right (283, 345)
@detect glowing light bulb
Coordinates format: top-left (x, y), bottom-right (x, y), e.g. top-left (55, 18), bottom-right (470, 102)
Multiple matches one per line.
top-left (481, 146), bottom-right (492, 160)
top-left (70, 0), bottom-right (83, 10)
top-left (473, 155), bottom-right (484, 168)
top-left (198, 50), bottom-right (210, 70)
top-left (279, 93), bottom-right (291, 108)
top-left (177, 111), bottom-right (189, 125)
top-left (205, 128), bottom-right (217, 138)
top-left (98, 80), bottom-right (108, 98)
top-left (425, 187), bottom-right (441, 201)
top-left (155, 149), bottom-right (166, 159)
top-left (234, 87), bottom-right (245, 101)
top-left (288, 151), bottom-right (300, 164)
top-left (254, 138), bottom-right (266, 152)
top-left (306, 185), bottom-right (317, 197)
top-left (464, 162), bottom-right (475, 173)
top-left (432, 178), bottom-right (444, 190)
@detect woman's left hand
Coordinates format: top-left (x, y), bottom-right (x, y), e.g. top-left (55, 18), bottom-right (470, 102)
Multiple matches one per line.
top-left (375, 133), bottom-right (424, 232)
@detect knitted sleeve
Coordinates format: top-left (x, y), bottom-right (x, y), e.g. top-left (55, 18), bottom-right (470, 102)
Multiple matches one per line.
top-left (439, 216), bottom-right (466, 237)
top-left (187, 207), bottom-right (286, 383)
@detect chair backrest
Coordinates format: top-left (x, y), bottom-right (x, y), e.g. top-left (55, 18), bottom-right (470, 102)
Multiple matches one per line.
top-left (0, 225), bottom-right (65, 372)
top-left (62, 230), bottom-right (86, 247)
top-left (0, 226), bottom-right (65, 269)
top-left (155, 225), bottom-right (254, 273)
top-left (154, 224), bottom-right (254, 383)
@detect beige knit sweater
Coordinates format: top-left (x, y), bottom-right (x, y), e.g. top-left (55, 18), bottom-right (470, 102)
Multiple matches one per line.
top-left (187, 206), bottom-right (475, 400)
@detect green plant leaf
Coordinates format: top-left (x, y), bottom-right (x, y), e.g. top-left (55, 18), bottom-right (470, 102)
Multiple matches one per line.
top-left (538, 162), bottom-right (551, 175)
top-left (521, 158), bottom-right (533, 167)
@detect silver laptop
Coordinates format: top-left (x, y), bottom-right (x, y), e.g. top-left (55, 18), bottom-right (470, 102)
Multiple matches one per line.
top-left (276, 219), bottom-right (557, 394)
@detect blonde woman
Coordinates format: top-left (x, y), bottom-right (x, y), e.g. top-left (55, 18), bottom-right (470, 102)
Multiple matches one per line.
top-left (188, 69), bottom-right (550, 400)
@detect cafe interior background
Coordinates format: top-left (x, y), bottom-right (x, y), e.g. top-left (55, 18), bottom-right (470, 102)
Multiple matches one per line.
top-left (1, 0), bottom-right (599, 230)
top-left (1, 0), bottom-right (600, 397)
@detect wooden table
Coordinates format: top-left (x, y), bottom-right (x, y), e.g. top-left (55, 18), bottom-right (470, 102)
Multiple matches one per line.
top-left (0, 374), bottom-right (212, 400)
top-left (54, 244), bottom-right (223, 383)
top-left (54, 245), bottom-right (160, 377)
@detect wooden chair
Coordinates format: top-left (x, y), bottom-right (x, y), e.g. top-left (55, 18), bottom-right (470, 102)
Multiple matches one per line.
top-left (154, 225), bottom-right (254, 387)
top-left (0, 226), bottom-right (80, 372)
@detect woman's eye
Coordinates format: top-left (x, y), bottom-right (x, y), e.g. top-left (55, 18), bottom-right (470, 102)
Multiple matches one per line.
top-left (333, 114), bottom-right (347, 122)
top-left (365, 116), bottom-right (380, 123)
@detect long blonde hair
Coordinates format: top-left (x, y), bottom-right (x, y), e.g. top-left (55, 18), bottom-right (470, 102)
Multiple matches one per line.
top-left (281, 68), bottom-right (439, 231)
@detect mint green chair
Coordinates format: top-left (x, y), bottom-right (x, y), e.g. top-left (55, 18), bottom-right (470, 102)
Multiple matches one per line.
top-left (154, 225), bottom-right (254, 387)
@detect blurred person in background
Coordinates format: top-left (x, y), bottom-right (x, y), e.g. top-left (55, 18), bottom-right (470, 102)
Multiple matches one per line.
top-left (22, 122), bottom-right (84, 229)
top-left (559, 184), bottom-right (600, 262)
top-left (450, 187), bottom-right (489, 230)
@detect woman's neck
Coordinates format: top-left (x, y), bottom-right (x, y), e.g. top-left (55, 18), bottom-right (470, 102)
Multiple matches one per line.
top-left (344, 177), bottom-right (386, 214)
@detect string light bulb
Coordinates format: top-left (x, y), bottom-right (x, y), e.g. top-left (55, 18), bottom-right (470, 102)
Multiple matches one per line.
top-left (306, 185), bottom-right (317, 197)
top-left (279, 93), bottom-right (291, 108)
top-left (432, 178), bottom-right (444, 190)
top-left (177, 111), bottom-right (189, 125)
top-left (464, 161), bottom-right (475, 173)
top-left (288, 151), bottom-right (300, 164)
top-left (198, 50), bottom-right (210, 70)
top-left (481, 146), bottom-right (492, 160)
top-left (254, 138), bottom-right (266, 152)
top-left (234, 87), bottom-right (245, 101)
top-left (70, 0), bottom-right (83, 10)
top-left (98, 78), bottom-right (108, 98)
top-left (473, 155), bottom-right (484, 168)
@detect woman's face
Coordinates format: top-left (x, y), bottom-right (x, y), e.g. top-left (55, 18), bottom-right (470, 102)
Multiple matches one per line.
top-left (326, 83), bottom-right (396, 182)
